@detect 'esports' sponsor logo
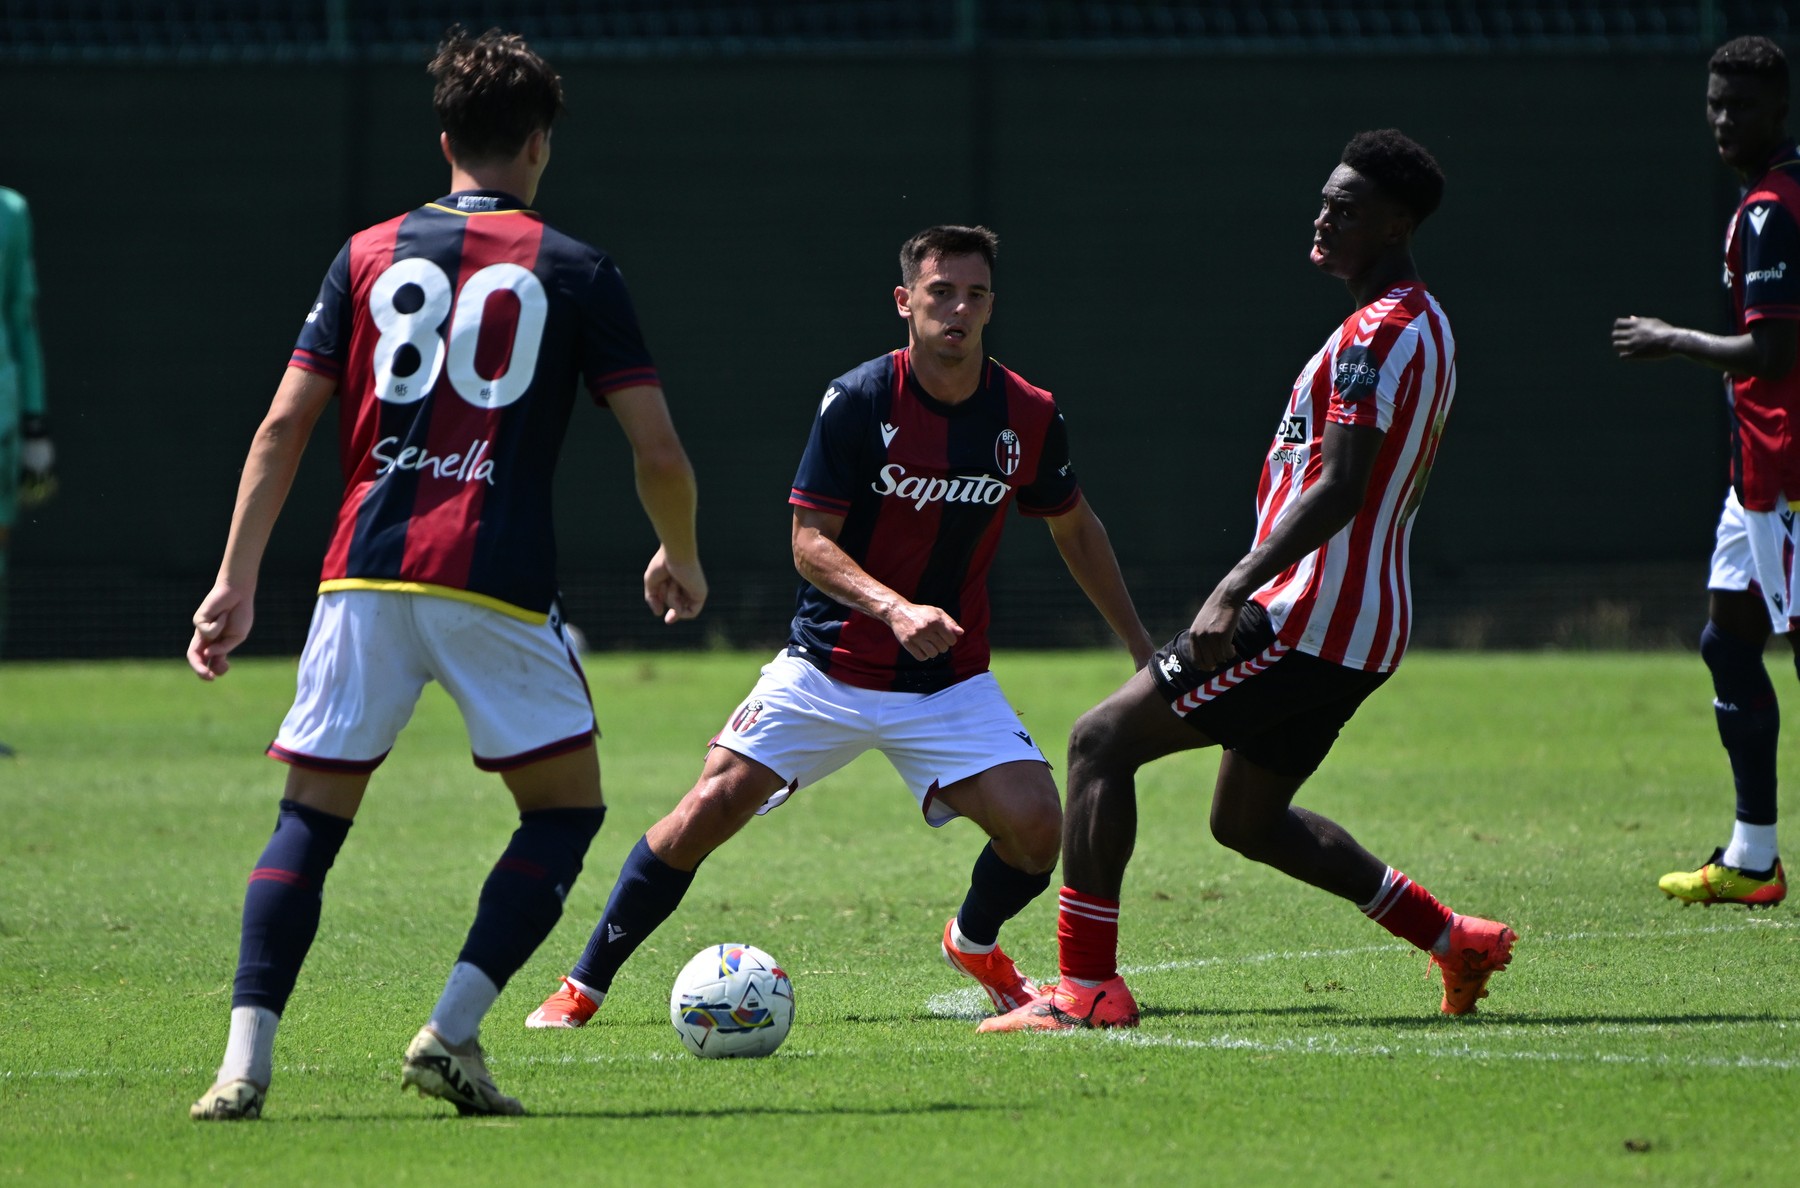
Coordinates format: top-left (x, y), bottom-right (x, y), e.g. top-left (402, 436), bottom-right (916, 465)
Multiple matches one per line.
top-left (372, 436), bottom-right (497, 485)
top-left (871, 464), bottom-right (1009, 510)
top-left (1277, 415), bottom-right (1307, 444)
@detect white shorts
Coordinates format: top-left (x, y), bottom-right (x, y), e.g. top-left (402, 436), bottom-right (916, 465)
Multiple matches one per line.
top-left (270, 590), bottom-right (596, 773)
top-left (714, 651), bottom-right (1048, 827)
top-left (1708, 489), bottom-right (1799, 633)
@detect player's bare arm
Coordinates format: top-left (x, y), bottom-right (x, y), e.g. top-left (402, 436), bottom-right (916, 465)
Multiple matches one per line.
top-left (1612, 314), bottom-right (1799, 378)
top-left (791, 505), bottom-right (963, 660)
top-left (607, 382), bottom-right (706, 623)
top-left (1188, 420), bottom-right (1384, 668)
top-left (1044, 496), bottom-right (1155, 668)
top-left (186, 366), bottom-right (336, 680)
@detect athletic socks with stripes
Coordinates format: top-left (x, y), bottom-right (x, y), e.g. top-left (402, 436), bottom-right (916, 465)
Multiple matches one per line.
top-left (1359, 867), bottom-right (1455, 954)
top-left (1057, 886), bottom-right (1121, 986)
top-left (454, 806), bottom-right (607, 998)
top-left (231, 799), bottom-right (354, 1014)
top-left (214, 799), bottom-right (353, 1086)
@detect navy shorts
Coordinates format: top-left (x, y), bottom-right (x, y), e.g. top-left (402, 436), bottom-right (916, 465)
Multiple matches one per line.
top-left (1147, 602), bottom-right (1388, 779)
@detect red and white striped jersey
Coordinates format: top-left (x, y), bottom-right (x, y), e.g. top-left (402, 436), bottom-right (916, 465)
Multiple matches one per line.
top-left (1249, 284), bottom-right (1457, 672)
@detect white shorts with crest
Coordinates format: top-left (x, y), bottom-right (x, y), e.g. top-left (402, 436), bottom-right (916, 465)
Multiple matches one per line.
top-left (713, 651), bottom-right (1047, 827)
top-left (270, 589), bottom-right (596, 773)
top-left (1708, 489), bottom-right (1799, 633)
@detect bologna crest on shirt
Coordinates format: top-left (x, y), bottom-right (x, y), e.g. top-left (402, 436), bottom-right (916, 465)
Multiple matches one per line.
top-left (995, 428), bottom-right (1021, 476)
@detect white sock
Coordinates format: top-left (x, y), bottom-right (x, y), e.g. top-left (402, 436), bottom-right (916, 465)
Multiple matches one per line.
top-left (949, 918), bottom-right (996, 955)
top-left (567, 975), bottom-right (606, 1004)
top-left (428, 962), bottom-right (500, 1047)
top-left (1722, 822), bottom-right (1779, 872)
top-left (217, 1005), bottom-right (279, 1087)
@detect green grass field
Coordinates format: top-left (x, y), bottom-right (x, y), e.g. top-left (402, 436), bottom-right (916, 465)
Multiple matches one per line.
top-left (2, 651), bottom-right (1796, 1185)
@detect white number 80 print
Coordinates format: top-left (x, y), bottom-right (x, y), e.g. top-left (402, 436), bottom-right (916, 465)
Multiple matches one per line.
top-left (368, 258), bottom-right (548, 409)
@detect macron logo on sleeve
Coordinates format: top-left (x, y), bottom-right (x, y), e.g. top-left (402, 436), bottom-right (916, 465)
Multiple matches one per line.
top-left (820, 386), bottom-right (842, 414)
top-left (1750, 205), bottom-right (1772, 235)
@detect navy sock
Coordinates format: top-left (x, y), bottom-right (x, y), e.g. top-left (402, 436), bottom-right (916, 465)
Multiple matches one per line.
top-left (231, 799), bottom-right (354, 1013)
top-left (569, 834), bottom-right (696, 994)
top-left (456, 806), bottom-right (605, 990)
top-left (1702, 621), bottom-right (1780, 826)
top-left (956, 842), bottom-right (1052, 947)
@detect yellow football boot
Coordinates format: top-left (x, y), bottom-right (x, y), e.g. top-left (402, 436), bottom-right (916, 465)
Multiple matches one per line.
top-left (1658, 849), bottom-right (1787, 907)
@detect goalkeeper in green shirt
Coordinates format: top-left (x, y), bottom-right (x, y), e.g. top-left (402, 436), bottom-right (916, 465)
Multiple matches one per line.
top-left (1, 187), bottom-right (53, 754)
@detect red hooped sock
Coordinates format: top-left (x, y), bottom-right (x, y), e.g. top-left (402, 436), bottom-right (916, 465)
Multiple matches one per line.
top-left (1057, 886), bottom-right (1121, 983)
top-left (1359, 867), bottom-right (1454, 952)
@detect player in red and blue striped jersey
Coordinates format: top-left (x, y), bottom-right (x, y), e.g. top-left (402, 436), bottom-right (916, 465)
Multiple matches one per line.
top-left (186, 28), bottom-right (704, 1121)
top-left (527, 225), bottom-right (1154, 1032)
top-left (984, 131), bottom-right (1517, 1034)
top-left (787, 345), bottom-right (1080, 692)
top-left (1614, 36), bottom-right (1796, 909)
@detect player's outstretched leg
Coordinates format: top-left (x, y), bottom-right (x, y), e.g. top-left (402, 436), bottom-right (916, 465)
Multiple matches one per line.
top-left (526, 748), bottom-right (787, 1029)
top-left (1661, 613), bottom-right (1786, 907)
top-left (982, 670), bottom-right (1200, 1033)
top-left (192, 788), bottom-right (357, 1120)
top-left (1210, 751), bottom-right (1516, 1015)
top-left (934, 762), bottom-right (1062, 1013)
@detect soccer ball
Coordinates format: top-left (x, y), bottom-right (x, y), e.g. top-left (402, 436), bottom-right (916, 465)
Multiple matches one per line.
top-left (669, 943), bottom-right (795, 1058)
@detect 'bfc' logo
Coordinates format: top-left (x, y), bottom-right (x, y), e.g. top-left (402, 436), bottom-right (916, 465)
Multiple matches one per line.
top-left (995, 428), bottom-right (1021, 476)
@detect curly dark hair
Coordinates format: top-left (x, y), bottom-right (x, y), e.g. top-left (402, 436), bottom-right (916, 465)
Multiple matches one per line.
top-left (429, 26), bottom-right (565, 164)
top-left (1341, 129), bottom-right (1446, 227)
top-left (1710, 35), bottom-right (1789, 92)
top-left (899, 225), bottom-right (999, 287)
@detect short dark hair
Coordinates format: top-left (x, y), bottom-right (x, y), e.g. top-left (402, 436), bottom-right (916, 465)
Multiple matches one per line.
top-left (429, 26), bottom-right (565, 164)
top-left (899, 225), bottom-right (999, 287)
top-left (1341, 129), bottom-right (1446, 227)
top-left (1710, 35), bottom-right (1790, 93)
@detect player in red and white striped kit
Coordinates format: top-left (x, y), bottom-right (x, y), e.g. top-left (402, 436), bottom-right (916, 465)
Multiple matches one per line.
top-left (983, 130), bottom-right (1516, 1033)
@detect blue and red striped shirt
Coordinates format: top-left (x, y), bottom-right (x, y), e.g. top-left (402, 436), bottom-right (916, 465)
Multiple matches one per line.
top-left (1723, 141), bottom-right (1800, 511)
top-left (290, 190), bottom-right (658, 620)
top-left (788, 349), bottom-right (1080, 692)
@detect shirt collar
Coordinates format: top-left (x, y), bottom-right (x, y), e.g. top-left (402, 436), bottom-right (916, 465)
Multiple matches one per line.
top-left (433, 189), bottom-right (532, 214)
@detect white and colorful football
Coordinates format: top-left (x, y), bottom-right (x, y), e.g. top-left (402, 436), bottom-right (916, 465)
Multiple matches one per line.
top-left (669, 943), bottom-right (795, 1058)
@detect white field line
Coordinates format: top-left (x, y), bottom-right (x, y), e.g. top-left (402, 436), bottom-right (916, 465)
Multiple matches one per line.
top-left (1105, 1029), bottom-right (1800, 1070)
top-left (7, 922), bottom-right (1794, 1084)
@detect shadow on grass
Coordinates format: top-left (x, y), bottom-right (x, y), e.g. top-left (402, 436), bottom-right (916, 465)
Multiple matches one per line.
top-left (1319, 1012), bottom-right (1798, 1029)
top-left (273, 1100), bottom-right (1001, 1123)
top-left (1141, 1003), bottom-right (1345, 1021)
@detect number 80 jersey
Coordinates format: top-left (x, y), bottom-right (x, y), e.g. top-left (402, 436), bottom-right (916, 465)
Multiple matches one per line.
top-left (289, 190), bottom-right (659, 621)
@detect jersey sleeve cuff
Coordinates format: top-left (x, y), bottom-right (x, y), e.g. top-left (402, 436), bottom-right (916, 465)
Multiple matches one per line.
top-left (1016, 486), bottom-right (1083, 518)
top-left (588, 366), bottom-right (661, 404)
top-left (789, 488), bottom-right (852, 515)
top-left (289, 349), bottom-right (343, 380)
top-left (1743, 306), bottom-right (1800, 322)
top-left (1324, 406), bottom-right (1386, 431)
